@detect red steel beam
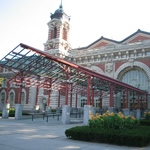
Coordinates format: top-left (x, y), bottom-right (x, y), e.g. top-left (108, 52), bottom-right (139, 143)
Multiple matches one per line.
top-left (87, 76), bottom-right (91, 105)
top-left (110, 83), bottom-right (113, 107)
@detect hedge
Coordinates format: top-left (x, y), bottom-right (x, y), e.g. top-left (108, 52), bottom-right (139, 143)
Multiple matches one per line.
top-left (65, 126), bottom-right (150, 147)
top-left (140, 119), bottom-right (150, 126)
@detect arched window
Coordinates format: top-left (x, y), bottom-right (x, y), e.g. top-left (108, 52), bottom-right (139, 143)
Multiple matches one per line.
top-left (1, 93), bottom-right (5, 104)
top-left (21, 92), bottom-right (25, 104)
top-left (63, 28), bottom-right (67, 41)
top-left (121, 69), bottom-right (148, 91)
top-left (95, 99), bottom-right (100, 108)
top-left (53, 27), bottom-right (57, 38)
top-left (9, 92), bottom-right (14, 105)
top-left (81, 99), bottom-right (86, 107)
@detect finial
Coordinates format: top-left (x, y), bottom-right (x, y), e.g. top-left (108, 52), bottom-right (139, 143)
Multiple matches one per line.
top-left (60, 0), bottom-right (63, 9)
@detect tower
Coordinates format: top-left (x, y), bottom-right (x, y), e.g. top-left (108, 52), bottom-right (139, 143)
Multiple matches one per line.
top-left (44, 0), bottom-right (71, 58)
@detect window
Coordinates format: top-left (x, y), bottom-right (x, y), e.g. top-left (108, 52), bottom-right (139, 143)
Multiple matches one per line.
top-left (81, 99), bottom-right (86, 107)
top-left (114, 55), bottom-right (118, 59)
top-left (129, 53), bottom-right (134, 57)
top-left (53, 27), bottom-right (57, 38)
top-left (95, 99), bottom-right (100, 108)
top-left (146, 51), bottom-right (150, 56)
top-left (1, 93), bottom-right (5, 104)
top-left (94, 58), bottom-right (98, 61)
top-left (101, 57), bottom-right (105, 61)
top-left (3, 68), bottom-right (8, 72)
top-left (121, 69), bottom-right (148, 91)
top-left (9, 92), bottom-right (14, 105)
top-left (137, 52), bottom-right (142, 56)
top-left (122, 54), bottom-right (126, 58)
top-left (21, 92), bottom-right (25, 104)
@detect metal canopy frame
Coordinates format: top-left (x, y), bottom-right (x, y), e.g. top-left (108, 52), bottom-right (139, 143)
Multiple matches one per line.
top-left (0, 43), bottom-right (149, 108)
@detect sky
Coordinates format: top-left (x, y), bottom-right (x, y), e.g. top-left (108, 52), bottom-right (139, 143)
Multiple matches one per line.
top-left (0, 0), bottom-right (150, 59)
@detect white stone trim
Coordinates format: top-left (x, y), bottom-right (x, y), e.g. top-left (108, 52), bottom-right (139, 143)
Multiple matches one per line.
top-left (114, 61), bottom-right (150, 80)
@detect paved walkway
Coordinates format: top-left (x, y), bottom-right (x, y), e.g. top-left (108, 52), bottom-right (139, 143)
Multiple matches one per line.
top-left (0, 116), bottom-right (150, 150)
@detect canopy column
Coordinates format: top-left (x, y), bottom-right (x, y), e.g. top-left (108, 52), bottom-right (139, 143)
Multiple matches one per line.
top-left (15, 75), bottom-right (23, 120)
top-left (146, 94), bottom-right (148, 110)
top-left (65, 67), bottom-right (69, 105)
top-left (2, 80), bottom-right (10, 118)
top-left (123, 89), bottom-right (129, 117)
top-left (140, 95), bottom-right (143, 109)
top-left (62, 66), bottom-right (70, 124)
top-left (34, 86), bottom-right (40, 112)
top-left (137, 93), bottom-right (140, 109)
top-left (70, 84), bottom-right (72, 107)
top-left (84, 76), bottom-right (93, 125)
top-left (75, 93), bottom-right (77, 108)
top-left (126, 89), bottom-right (128, 108)
top-left (110, 83), bottom-right (113, 107)
top-left (123, 90), bottom-right (125, 109)
top-left (92, 79), bottom-right (94, 107)
top-left (132, 92), bottom-right (135, 109)
top-left (87, 76), bottom-right (91, 105)
top-left (58, 90), bottom-right (60, 107)
top-left (100, 98), bottom-right (102, 108)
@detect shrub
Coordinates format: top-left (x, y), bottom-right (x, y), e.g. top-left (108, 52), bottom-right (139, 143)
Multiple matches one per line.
top-left (89, 111), bottom-right (140, 129)
top-left (51, 108), bottom-right (56, 112)
top-left (140, 119), bottom-right (150, 126)
top-left (144, 111), bottom-right (150, 120)
top-left (65, 126), bottom-right (150, 147)
top-left (9, 108), bottom-right (15, 117)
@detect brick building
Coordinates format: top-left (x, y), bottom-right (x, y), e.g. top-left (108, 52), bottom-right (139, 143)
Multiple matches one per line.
top-left (0, 1), bottom-right (150, 112)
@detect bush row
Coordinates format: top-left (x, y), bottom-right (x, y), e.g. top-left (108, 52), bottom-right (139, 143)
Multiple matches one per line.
top-left (140, 119), bottom-right (150, 126)
top-left (65, 126), bottom-right (150, 147)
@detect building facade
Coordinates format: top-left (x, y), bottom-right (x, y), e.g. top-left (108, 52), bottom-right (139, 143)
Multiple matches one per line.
top-left (0, 2), bottom-right (150, 112)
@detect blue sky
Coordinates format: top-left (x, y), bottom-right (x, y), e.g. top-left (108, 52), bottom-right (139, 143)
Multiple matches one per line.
top-left (0, 0), bottom-right (150, 59)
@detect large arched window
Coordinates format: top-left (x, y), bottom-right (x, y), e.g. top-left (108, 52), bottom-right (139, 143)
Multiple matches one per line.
top-left (9, 92), bottom-right (14, 105)
top-left (1, 93), bottom-right (5, 104)
top-left (121, 69), bottom-right (148, 91)
top-left (53, 27), bottom-right (57, 38)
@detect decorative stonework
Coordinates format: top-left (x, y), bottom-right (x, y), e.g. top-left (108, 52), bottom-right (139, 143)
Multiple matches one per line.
top-left (114, 61), bottom-right (150, 80)
top-left (106, 62), bottom-right (113, 73)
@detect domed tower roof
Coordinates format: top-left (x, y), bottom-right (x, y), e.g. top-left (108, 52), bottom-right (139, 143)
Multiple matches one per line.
top-left (50, 0), bottom-right (70, 21)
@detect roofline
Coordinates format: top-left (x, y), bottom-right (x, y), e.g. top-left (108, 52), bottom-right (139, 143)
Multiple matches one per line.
top-left (20, 43), bottom-right (149, 95)
top-left (87, 36), bottom-right (119, 48)
top-left (120, 29), bottom-right (150, 43)
top-left (72, 29), bottom-right (150, 50)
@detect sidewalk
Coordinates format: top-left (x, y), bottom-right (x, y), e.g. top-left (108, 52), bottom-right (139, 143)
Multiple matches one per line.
top-left (0, 117), bottom-right (149, 150)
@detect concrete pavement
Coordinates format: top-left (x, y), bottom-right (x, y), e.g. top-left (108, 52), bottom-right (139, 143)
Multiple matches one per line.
top-left (0, 116), bottom-right (150, 150)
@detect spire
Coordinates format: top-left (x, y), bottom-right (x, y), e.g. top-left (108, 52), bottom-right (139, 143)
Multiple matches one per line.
top-left (59, 0), bottom-right (63, 10)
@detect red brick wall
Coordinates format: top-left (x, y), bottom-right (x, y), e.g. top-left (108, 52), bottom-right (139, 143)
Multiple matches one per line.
top-left (94, 42), bottom-right (108, 48)
top-left (129, 35), bottom-right (150, 43)
top-left (139, 60), bottom-right (150, 68)
top-left (115, 62), bottom-right (125, 71)
top-left (96, 64), bottom-right (105, 72)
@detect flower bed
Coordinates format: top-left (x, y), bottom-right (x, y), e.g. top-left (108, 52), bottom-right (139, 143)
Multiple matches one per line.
top-left (9, 108), bottom-right (15, 117)
top-left (89, 111), bottom-right (139, 129)
top-left (65, 111), bottom-right (150, 147)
